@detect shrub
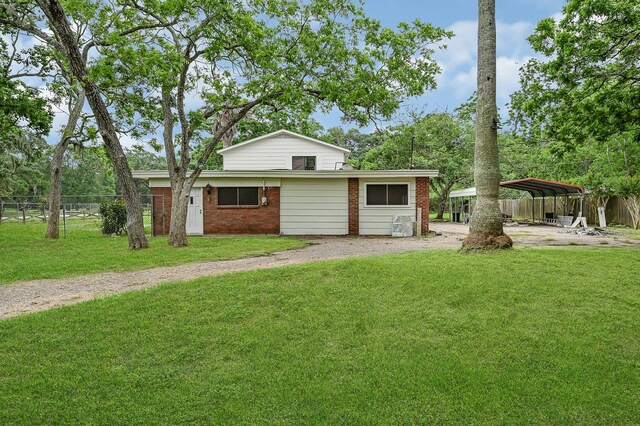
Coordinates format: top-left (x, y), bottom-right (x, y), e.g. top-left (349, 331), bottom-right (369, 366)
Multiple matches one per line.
top-left (611, 175), bottom-right (640, 229)
top-left (98, 199), bottom-right (127, 235)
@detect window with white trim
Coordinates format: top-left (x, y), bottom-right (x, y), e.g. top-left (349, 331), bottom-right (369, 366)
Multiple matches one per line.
top-left (366, 184), bottom-right (409, 206)
top-left (218, 187), bottom-right (259, 206)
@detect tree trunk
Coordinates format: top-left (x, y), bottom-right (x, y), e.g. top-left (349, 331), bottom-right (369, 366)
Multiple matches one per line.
top-left (430, 179), bottom-right (454, 221)
top-left (45, 92), bottom-right (85, 239)
top-left (463, 0), bottom-right (511, 250)
top-left (436, 195), bottom-right (447, 220)
top-left (213, 109), bottom-right (238, 149)
top-left (45, 141), bottom-right (66, 239)
top-left (168, 186), bottom-right (191, 247)
top-left (166, 112), bottom-right (240, 247)
top-left (37, 0), bottom-right (148, 249)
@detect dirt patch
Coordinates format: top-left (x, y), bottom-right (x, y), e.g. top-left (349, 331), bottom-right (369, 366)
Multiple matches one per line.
top-left (461, 234), bottom-right (513, 251)
top-left (1, 224), bottom-right (638, 319)
top-left (433, 222), bottom-right (640, 249)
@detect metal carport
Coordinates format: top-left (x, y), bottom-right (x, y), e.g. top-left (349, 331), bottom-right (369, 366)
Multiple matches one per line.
top-left (449, 178), bottom-right (586, 224)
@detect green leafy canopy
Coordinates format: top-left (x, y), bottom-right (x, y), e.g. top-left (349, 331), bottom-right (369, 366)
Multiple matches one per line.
top-left (509, 0), bottom-right (640, 150)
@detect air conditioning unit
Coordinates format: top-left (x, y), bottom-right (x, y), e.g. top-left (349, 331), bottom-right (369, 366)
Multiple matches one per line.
top-left (392, 216), bottom-right (414, 237)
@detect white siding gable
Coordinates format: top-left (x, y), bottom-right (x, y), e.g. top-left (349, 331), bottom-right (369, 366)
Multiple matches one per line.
top-left (221, 131), bottom-right (348, 171)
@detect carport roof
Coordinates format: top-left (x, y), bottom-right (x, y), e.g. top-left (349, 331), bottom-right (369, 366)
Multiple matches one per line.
top-left (449, 178), bottom-right (585, 198)
top-left (500, 178), bottom-right (585, 197)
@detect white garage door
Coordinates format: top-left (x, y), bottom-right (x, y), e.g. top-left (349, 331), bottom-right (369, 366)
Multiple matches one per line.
top-left (280, 178), bottom-right (348, 235)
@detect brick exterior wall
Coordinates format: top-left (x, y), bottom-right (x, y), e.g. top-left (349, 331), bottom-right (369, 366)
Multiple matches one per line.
top-left (203, 187), bottom-right (280, 234)
top-left (348, 178), bottom-right (359, 235)
top-left (150, 186), bottom-right (280, 235)
top-left (152, 178), bottom-right (428, 236)
top-left (151, 187), bottom-right (172, 236)
top-left (416, 177), bottom-right (430, 234)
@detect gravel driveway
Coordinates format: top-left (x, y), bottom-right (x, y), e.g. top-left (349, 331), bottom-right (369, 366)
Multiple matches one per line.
top-left (2, 224), bottom-right (637, 319)
top-left (0, 236), bottom-right (456, 319)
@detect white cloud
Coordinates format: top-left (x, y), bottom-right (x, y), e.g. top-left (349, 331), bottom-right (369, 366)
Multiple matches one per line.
top-left (431, 18), bottom-right (541, 111)
top-left (116, 134), bottom-right (139, 149)
top-left (450, 65), bottom-right (476, 98)
top-left (437, 19), bottom-right (535, 71)
top-left (496, 56), bottom-right (533, 102)
top-left (440, 20), bottom-right (477, 68)
top-left (551, 12), bottom-right (564, 22)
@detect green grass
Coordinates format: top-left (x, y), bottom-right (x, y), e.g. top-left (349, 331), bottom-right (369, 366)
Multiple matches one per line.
top-left (0, 222), bottom-right (305, 283)
top-left (1, 247), bottom-right (638, 424)
top-left (429, 211), bottom-right (450, 221)
top-left (608, 226), bottom-right (640, 240)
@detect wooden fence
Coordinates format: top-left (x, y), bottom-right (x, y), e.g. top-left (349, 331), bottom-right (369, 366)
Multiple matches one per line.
top-left (498, 195), bottom-right (634, 227)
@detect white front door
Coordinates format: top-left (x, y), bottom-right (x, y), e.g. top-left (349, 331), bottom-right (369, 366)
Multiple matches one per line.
top-left (186, 188), bottom-right (203, 235)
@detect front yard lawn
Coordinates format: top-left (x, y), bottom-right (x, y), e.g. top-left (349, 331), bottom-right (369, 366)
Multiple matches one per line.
top-left (0, 222), bottom-right (305, 283)
top-left (1, 247), bottom-right (638, 423)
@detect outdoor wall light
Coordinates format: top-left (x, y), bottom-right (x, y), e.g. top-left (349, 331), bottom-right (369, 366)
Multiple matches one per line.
top-left (205, 183), bottom-right (212, 201)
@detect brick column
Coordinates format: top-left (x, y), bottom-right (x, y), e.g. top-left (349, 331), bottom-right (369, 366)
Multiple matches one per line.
top-left (348, 178), bottom-right (359, 236)
top-left (416, 177), bottom-right (430, 234)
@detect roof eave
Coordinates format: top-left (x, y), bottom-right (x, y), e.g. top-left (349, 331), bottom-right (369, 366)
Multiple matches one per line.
top-left (132, 169), bottom-right (439, 180)
top-left (217, 129), bottom-right (351, 154)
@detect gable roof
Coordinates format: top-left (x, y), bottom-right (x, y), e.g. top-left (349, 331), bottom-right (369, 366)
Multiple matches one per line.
top-left (217, 129), bottom-right (351, 154)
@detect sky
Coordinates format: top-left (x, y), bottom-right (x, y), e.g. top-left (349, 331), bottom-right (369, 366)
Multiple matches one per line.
top-left (317, 0), bottom-right (565, 129)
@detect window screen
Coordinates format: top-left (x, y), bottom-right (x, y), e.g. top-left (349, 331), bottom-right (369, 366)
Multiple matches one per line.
top-left (292, 156), bottom-right (316, 170)
top-left (387, 185), bottom-right (408, 205)
top-left (366, 184), bottom-right (409, 206)
top-left (218, 187), bottom-right (259, 206)
top-left (238, 187), bottom-right (259, 205)
top-left (305, 156), bottom-right (316, 170)
top-left (366, 185), bottom-right (387, 205)
top-left (218, 187), bottom-right (238, 205)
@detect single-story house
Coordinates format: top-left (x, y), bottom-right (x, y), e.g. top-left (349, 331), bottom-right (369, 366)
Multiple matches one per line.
top-left (133, 129), bottom-right (438, 236)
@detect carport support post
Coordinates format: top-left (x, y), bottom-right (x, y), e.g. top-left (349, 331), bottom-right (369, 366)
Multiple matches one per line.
top-left (579, 193), bottom-right (583, 218)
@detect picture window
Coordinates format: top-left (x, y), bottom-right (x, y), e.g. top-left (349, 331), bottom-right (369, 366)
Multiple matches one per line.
top-left (218, 187), bottom-right (259, 206)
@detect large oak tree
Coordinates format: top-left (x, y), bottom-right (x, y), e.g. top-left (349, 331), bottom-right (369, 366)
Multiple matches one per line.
top-left (510, 0), bottom-right (640, 150)
top-left (1, 0), bottom-right (151, 248)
